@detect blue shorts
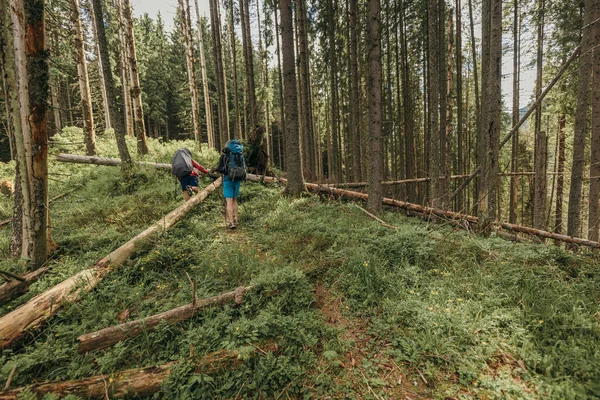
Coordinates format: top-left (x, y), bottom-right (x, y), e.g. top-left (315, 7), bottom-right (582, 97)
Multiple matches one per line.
top-left (223, 177), bottom-right (241, 199)
top-left (180, 175), bottom-right (199, 191)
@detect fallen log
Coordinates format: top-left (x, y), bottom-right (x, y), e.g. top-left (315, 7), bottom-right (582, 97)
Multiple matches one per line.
top-left (249, 175), bottom-right (600, 250)
top-left (77, 285), bottom-right (252, 353)
top-left (0, 267), bottom-right (50, 306)
top-left (55, 153), bottom-right (172, 170)
top-left (0, 270), bottom-right (25, 282)
top-left (0, 343), bottom-right (277, 400)
top-left (0, 179), bottom-right (222, 348)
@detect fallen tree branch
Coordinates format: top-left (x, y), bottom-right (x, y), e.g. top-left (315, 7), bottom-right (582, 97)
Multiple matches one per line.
top-left (0, 179), bottom-right (222, 348)
top-left (77, 285), bottom-right (252, 353)
top-left (354, 205), bottom-right (398, 230)
top-left (0, 343), bottom-right (277, 400)
top-left (0, 270), bottom-right (25, 282)
top-left (247, 175), bottom-right (600, 250)
top-left (55, 153), bottom-right (172, 170)
top-left (0, 267), bottom-right (50, 306)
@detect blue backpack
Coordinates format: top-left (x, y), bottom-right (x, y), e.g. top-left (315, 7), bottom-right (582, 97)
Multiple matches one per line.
top-left (225, 140), bottom-right (246, 181)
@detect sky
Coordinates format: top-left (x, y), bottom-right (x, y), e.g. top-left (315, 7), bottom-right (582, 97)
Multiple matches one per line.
top-left (131, 0), bottom-right (536, 110)
top-left (131, 0), bottom-right (210, 32)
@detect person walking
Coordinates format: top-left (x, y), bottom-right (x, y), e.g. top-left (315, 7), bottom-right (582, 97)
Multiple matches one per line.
top-left (215, 140), bottom-right (246, 229)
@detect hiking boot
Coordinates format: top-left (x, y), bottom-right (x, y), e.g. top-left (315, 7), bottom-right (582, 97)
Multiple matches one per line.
top-left (228, 222), bottom-right (237, 230)
top-left (186, 185), bottom-right (194, 197)
top-left (234, 218), bottom-right (239, 226)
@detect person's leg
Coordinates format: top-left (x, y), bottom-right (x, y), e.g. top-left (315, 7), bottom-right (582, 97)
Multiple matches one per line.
top-left (181, 176), bottom-right (191, 201)
top-left (232, 199), bottom-right (239, 224)
top-left (225, 198), bottom-right (235, 226)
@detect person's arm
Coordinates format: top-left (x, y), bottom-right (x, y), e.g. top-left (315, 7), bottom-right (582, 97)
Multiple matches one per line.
top-left (192, 160), bottom-right (209, 174)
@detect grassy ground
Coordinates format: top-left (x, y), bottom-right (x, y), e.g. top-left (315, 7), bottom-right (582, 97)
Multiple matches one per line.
top-left (0, 131), bottom-right (599, 399)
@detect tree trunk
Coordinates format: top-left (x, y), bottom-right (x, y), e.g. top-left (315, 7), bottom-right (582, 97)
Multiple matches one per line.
top-left (90, 0), bottom-right (132, 169)
top-left (227, 0), bottom-right (242, 139)
top-left (428, 0), bottom-right (441, 208)
top-left (438, 0), bottom-right (449, 209)
top-left (509, 0), bottom-right (520, 224)
top-left (209, 0), bottom-right (230, 149)
top-left (89, 13), bottom-right (110, 130)
top-left (588, 2), bottom-right (600, 241)
top-left (533, 0), bottom-right (546, 229)
top-left (274, 6), bottom-right (285, 170)
top-left (327, 0), bottom-right (340, 182)
top-left (70, 0), bottom-right (96, 156)
top-left (9, 0), bottom-right (52, 266)
top-left (279, 0), bottom-right (304, 196)
top-left (555, 113), bottom-right (566, 235)
top-left (78, 286), bottom-right (251, 353)
top-left (0, 345), bottom-right (275, 400)
top-left (194, 0), bottom-right (214, 148)
top-left (567, 0), bottom-right (594, 242)
top-left (456, 0), bottom-right (463, 212)
top-left (0, 178), bottom-right (222, 348)
top-left (115, 0), bottom-right (133, 137)
top-left (349, 0), bottom-right (361, 183)
top-left (297, 0), bottom-right (315, 181)
top-left (179, 0), bottom-right (201, 144)
top-left (122, 0), bottom-right (148, 154)
top-left (366, 0), bottom-right (382, 214)
top-left (240, 0), bottom-right (257, 131)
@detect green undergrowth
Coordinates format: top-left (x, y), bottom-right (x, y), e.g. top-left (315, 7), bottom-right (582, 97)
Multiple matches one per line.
top-left (1, 133), bottom-right (599, 399)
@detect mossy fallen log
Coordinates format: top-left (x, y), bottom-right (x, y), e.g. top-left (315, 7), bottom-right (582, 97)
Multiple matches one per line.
top-left (0, 343), bottom-right (276, 399)
top-left (77, 286), bottom-right (252, 353)
top-left (0, 179), bottom-right (222, 348)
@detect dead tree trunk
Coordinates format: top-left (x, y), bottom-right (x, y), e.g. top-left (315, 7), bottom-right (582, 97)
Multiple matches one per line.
top-left (0, 179), bottom-right (222, 348)
top-left (0, 267), bottom-right (50, 306)
top-left (0, 344), bottom-right (276, 400)
top-left (194, 0), bottom-right (214, 148)
top-left (179, 0), bottom-right (201, 144)
top-left (70, 0), bottom-right (96, 156)
top-left (78, 286), bottom-right (251, 353)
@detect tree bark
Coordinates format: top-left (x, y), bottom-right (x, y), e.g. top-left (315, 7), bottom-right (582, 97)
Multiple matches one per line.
top-left (0, 345), bottom-right (276, 400)
top-left (456, 0), bottom-right (464, 212)
top-left (588, 2), bottom-right (600, 241)
top-left (209, 0), bottom-right (230, 149)
top-left (115, 0), bottom-right (133, 137)
top-left (78, 286), bottom-right (251, 353)
top-left (555, 113), bottom-right (566, 235)
top-left (90, 0), bottom-right (132, 169)
top-left (279, 0), bottom-right (304, 196)
top-left (179, 0), bottom-right (201, 144)
top-left (274, 6), bottom-right (285, 170)
top-left (193, 0), bottom-right (214, 148)
top-left (226, 0), bottom-right (242, 140)
top-left (509, 0), bottom-right (520, 224)
top-left (9, 0), bottom-right (53, 266)
top-left (567, 0), bottom-right (595, 243)
top-left (240, 0), bottom-right (258, 131)
top-left (366, 0), bottom-right (382, 214)
top-left (297, 0), bottom-right (315, 181)
top-left (327, 0), bottom-right (340, 182)
top-left (70, 0), bottom-right (96, 156)
top-left (122, 0), bottom-right (148, 154)
top-left (533, 0), bottom-right (546, 229)
top-left (349, 0), bottom-right (361, 183)
top-left (0, 178), bottom-right (222, 348)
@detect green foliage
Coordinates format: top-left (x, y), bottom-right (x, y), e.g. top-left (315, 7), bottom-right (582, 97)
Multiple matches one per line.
top-left (1, 135), bottom-right (599, 399)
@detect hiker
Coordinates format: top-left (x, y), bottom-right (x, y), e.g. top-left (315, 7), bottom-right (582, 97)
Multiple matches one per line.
top-left (215, 139), bottom-right (247, 229)
top-left (171, 148), bottom-right (209, 201)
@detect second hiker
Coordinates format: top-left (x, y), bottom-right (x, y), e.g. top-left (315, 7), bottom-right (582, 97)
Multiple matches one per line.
top-left (215, 139), bottom-right (247, 229)
top-left (171, 148), bottom-right (210, 201)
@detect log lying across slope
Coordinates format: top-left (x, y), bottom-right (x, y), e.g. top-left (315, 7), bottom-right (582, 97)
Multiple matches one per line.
top-left (77, 285), bottom-right (251, 353)
top-left (55, 153), bottom-right (172, 170)
top-left (246, 175), bottom-right (600, 250)
top-left (0, 343), bottom-right (276, 399)
top-left (0, 178), bottom-right (222, 348)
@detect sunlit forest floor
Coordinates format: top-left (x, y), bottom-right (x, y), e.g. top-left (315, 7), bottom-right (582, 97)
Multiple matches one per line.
top-left (1, 130), bottom-right (599, 399)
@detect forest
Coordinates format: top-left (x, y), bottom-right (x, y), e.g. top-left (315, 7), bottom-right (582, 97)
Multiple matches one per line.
top-left (0, 0), bottom-right (599, 398)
